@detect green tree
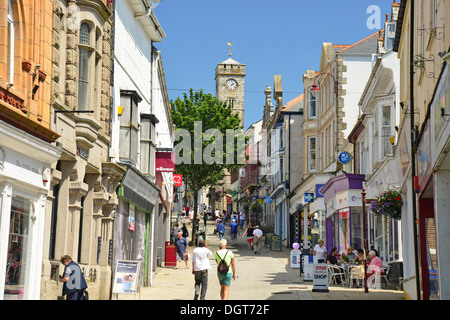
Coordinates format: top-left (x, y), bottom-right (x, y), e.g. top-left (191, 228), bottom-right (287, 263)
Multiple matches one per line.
top-left (171, 89), bottom-right (245, 243)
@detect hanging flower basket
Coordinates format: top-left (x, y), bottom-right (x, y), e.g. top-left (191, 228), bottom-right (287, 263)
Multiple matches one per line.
top-left (250, 201), bottom-right (263, 215)
top-left (369, 189), bottom-right (403, 220)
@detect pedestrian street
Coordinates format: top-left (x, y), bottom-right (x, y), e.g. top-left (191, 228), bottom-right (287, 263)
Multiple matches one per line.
top-left (119, 218), bottom-right (403, 301)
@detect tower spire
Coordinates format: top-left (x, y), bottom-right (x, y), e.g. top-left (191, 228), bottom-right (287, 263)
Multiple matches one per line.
top-left (227, 42), bottom-right (233, 57)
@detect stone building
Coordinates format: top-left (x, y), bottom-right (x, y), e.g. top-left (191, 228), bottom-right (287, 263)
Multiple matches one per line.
top-left (41, 0), bottom-right (119, 300)
top-left (0, 0), bottom-right (61, 300)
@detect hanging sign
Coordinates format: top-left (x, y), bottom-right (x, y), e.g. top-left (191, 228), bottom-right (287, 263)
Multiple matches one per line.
top-left (337, 151), bottom-right (352, 165)
top-left (173, 174), bottom-right (183, 187)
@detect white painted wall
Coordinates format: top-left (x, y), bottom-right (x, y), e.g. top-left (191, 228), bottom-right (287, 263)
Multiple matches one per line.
top-left (341, 55), bottom-right (374, 140)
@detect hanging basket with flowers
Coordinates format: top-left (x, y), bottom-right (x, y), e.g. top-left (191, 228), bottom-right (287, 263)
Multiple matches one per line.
top-left (369, 189), bottom-right (403, 220)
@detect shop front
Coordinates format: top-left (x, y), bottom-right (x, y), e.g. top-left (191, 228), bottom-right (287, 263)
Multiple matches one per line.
top-left (427, 61), bottom-right (450, 300)
top-left (289, 173), bottom-right (330, 253)
top-left (322, 174), bottom-right (366, 254)
top-left (113, 166), bottom-right (160, 292)
top-left (0, 121), bottom-right (61, 300)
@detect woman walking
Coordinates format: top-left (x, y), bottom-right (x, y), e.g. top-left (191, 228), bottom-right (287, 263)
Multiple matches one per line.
top-left (242, 224), bottom-right (254, 250)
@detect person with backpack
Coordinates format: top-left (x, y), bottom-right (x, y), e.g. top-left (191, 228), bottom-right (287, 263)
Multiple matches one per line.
top-left (214, 239), bottom-right (236, 300)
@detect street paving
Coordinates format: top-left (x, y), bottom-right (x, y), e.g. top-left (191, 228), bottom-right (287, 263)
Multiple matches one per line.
top-left (119, 217), bottom-right (404, 301)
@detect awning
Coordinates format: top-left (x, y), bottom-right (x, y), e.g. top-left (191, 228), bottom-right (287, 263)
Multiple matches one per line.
top-left (118, 166), bottom-right (160, 214)
top-left (155, 151), bottom-right (175, 172)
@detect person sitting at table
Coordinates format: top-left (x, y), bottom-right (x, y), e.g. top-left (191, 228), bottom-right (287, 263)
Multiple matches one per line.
top-left (346, 247), bottom-right (356, 260)
top-left (355, 249), bottom-right (364, 264)
top-left (327, 247), bottom-right (343, 284)
top-left (326, 247), bottom-right (340, 265)
top-left (367, 250), bottom-right (384, 276)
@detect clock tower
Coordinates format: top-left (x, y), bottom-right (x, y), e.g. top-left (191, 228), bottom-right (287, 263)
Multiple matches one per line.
top-left (215, 48), bottom-right (246, 127)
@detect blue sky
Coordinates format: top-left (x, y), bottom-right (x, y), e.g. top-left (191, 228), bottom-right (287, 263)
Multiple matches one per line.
top-left (154, 0), bottom-right (395, 129)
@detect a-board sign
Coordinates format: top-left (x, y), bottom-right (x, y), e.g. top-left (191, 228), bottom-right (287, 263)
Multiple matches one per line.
top-left (312, 263), bottom-right (329, 292)
top-left (265, 233), bottom-right (274, 247)
top-left (270, 234), bottom-right (282, 251)
top-left (112, 260), bottom-right (140, 294)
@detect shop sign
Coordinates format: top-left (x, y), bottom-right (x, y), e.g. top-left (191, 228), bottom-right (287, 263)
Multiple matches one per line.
top-left (315, 184), bottom-right (324, 198)
top-left (337, 151), bottom-right (352, 165)
top-left (173, 174), bottom-right (183, 187)
top-left (155, 151), bottom-right (175, 172)
top-left (304, 193), bottom-right (314, 203)
top-left (339, 208), bottom-right (349, 218)
top-left (312, 264), bottom-right (329, 292)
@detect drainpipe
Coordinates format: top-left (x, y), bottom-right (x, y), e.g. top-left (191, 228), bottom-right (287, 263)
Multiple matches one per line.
top-left (409, 0), bottom-right (421, 301)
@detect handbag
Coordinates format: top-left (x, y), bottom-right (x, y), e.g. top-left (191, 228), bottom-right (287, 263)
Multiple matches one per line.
top-left (83, 289), bottom-right (89, 300)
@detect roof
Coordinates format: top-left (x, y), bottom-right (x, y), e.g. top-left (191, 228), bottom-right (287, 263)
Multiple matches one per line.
top-left (220, 57), bottom-right (243, 65)
top-left (282, 94), bottom-right (304, 112)
top-left (336, 31), bottom-right (379, 55)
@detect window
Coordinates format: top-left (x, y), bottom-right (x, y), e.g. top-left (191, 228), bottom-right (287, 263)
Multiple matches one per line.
top-left (140, 114), bottom-right (157, 175)
top-left (308, 137), bottom-right (316, 172)
top-left (382, 105), bottom-right (392, 157)
top-left (308, 92), bottom-right (316, 119)
top-left (7, 0), bottom-right (14, 83)
top-left (80, 23), bottom-right (90, 45)
top-left (384, 22), bottom-right (396, 51)
top-left (78, 23), bottom-right (92, 110)
top-left (119, 91), bottom-right (141, 165)
top-left (78, 48), bottom-right (90, 110)
top-left (4, 196), bottom-right (32, 300)
top-left (227, 98), bottom-right (235, 109)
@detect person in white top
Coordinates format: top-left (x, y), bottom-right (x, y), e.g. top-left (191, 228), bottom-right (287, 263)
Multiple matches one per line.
top-left (252, 225), bottom-right (263, 254)
top-left (239, 211), bottom-right (246, 230)
top-left (191, 239), bottom-right (212, 300)
top-left (313, 239), bottom-right (327, 263)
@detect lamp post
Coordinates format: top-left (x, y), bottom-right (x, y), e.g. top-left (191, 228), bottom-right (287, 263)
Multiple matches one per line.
top-left (361, 188), bottom-right (369, 293)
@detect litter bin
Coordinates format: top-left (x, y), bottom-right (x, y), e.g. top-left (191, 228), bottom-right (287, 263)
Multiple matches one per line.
top-left (165, 241), bottom-right (177, 267)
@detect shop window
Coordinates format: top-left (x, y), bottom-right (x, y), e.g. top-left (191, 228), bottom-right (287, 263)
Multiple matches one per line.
top-left (4, 196), bottom-right (32, 300)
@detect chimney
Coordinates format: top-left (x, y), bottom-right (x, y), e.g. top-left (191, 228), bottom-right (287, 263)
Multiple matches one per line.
top-left (391, 0), bottom-right (400, 22)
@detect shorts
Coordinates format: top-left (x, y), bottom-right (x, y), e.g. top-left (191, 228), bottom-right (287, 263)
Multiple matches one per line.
top-left (230, 233), bottom-right (237, 241)
top-left (217, 273), bottom-right (232, 286)
top-left (176, 252), bottom-right (186, 261)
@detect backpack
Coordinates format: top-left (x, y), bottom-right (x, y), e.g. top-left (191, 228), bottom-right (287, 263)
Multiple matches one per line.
top-left (217, 250), bottom-right (230, 274)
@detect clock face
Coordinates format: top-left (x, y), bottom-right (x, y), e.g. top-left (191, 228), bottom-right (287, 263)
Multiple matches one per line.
top-left (226, 79), bottom-right (238, 91)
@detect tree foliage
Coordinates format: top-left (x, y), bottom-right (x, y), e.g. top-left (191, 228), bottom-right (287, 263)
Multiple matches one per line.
top-left (171, 89), bottom-right (245, 243)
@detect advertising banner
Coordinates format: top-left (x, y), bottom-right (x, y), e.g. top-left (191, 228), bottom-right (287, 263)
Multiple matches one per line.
top-left (113, 260), bottom-right (140, 294)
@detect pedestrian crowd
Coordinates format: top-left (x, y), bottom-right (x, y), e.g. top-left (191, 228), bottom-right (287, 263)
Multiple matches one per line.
top-left (171, 205), bottom-right (263, 300)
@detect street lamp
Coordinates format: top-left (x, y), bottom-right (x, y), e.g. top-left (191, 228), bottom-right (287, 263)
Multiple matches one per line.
top-left (361, 188), bottom-right (369, 293)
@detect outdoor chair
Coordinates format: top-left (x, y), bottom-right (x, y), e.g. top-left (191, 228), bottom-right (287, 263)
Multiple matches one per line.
top-left (328, 265), bottom-right (346, 286)
top-left (381, 265), bottom-right (391, 288)
top-left (349, 265), bottom-right (364, 288)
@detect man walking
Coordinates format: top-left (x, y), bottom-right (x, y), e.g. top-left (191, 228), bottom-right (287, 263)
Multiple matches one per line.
top-left (59, 255), bottom-right (88, 300)
top-left (253, 225), bottom-right (263, 254)
top-left (215, 239), bottom-right (236, 300)
top-left (229, 219), bottom-right (239, 246)
top-left (191, 239), bottom-right (212, 300)
top-left (175, 231), bottom-right (189, 269)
